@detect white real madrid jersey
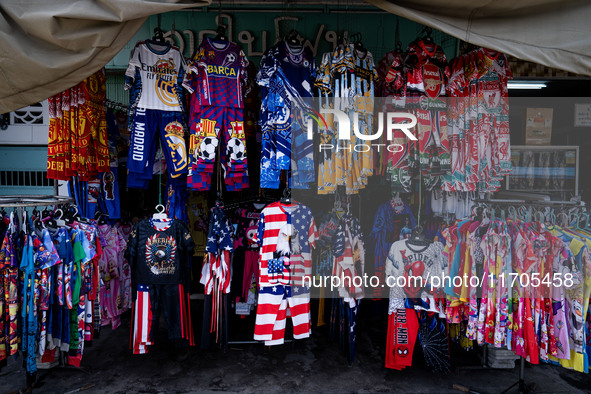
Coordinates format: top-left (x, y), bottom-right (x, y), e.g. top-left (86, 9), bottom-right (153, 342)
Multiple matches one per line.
top-left (125, 40), bottom-right (187, 111)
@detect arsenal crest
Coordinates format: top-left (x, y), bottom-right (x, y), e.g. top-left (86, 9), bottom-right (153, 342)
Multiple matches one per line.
top-left (423, 62), bottom-right (444, 99)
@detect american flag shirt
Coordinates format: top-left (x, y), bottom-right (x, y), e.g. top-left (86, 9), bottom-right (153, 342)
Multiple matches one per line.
top-left (257, 202), bottom-right (317, 287)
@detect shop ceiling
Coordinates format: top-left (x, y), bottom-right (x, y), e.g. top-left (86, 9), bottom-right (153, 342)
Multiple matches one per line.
top-left (1, 0), bottom-right (590, 113)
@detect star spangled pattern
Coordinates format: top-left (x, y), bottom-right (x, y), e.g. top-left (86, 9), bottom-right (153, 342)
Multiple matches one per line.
top-left (268, 258), bottom-right (284, 274)
top-left (291, 204), bottom-right (316, 254)
top-left (205, 206), bottom-right (234, 254)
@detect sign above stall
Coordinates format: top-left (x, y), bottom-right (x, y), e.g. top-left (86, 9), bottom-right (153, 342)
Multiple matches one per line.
top-left (106, 8), bottom-right (458, 69)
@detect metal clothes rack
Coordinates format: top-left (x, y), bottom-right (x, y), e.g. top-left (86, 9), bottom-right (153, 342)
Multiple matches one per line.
top-left (0, 194), bottom-right (83, 391)
top-left (472, 198), bottom-right (584, 207)
top-left (0, 195), bottom-right (74, 208)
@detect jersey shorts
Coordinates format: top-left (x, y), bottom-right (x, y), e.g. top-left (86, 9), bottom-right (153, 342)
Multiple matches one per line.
top-left (188, 105), bottom-right (249, 191)
top-left (254, 284), bottom-right (310, 345)
top-left (127, 107), bottom-right (188, 188)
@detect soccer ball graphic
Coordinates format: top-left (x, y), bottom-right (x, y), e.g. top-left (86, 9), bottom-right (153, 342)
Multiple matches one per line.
top-left (227, 138), bottom-right (246, 161)
top-left (199, 137), bottom-right (218, 161)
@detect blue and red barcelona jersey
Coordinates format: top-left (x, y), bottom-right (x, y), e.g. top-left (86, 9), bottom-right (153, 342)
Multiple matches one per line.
top-left (193, 38), bottom-right (249, 109)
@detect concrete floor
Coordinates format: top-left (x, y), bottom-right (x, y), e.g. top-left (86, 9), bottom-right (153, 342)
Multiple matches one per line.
top-left (2, 301), bottom-right (591, 394)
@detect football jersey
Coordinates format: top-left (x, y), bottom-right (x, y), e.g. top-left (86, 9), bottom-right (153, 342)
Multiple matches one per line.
top-left (193, 38), bottom-right (249, 108)
top-left (257, 42), bottom-right (316, 110)
top-left (405, 38), bottom-right (449, 100)
top-left (125, 40), bottom-right (187, 111)
top-left (377, 48), bottom-right (406, 104)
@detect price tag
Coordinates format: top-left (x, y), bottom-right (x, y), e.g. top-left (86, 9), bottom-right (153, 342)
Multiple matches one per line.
top-left (235, 302), bottom-right (250, 315)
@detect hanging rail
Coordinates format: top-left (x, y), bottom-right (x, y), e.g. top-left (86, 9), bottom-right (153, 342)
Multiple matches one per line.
top-left (472, 198), bottom-right (584, 207)
top-left (0, 195), bottom-right (74, 208)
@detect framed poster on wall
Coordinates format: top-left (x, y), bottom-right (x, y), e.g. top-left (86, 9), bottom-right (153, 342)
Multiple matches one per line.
top-left (575, 103), bottom-right (591, 127)
top-left (525, 108), bottom-right (553, 145)
top-left (505, 145), bottom-right (579, 196)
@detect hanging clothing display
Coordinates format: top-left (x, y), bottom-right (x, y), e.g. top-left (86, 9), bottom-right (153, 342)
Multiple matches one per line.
top-left (253, 201), bottom-right (317, 346)
top-left (97, 224), bottom-right (130, 329)
top-left (184, 37), bottom-right (250, 191)
top-left (0, 207), bottom-right (132, 378)
top-left (445, 48), bottom-right (512, 192)
top-left (430, 208), bottom-right (591, 372)
top-left (370, 198), bottom-right (417, 285)
top-left (124, 40), bottom-right (189, 190)
top-left (384, 234), bottom-right (449, 372)
top-left (378, 37), bottom-right (512, 195)
top-left (385, 238), bottom-right (447, 312)
top-left (228, 203), bottom-right (265, 306)
top-left (125, 216), bottom-right (195, 353)
top-left (69, 135), bottom-right (122, 221)
top-left (200, 204), bottom-right (233, 349)
top-left (315, 43), bottom-right (378, 195)
top-left (47, 68), bottom-right (110, 181)
top-left (26, 10), bottom-right (591, 387)
top-left (379, 36), bottom-right (450, 193)
top-left (257, 40), bottom-right (316, 189)
top-left (315, 202), bottom-right (365, 364)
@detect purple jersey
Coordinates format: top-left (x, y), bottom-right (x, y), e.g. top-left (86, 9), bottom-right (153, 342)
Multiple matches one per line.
top-left (193, 38), bottom-right (248, 109)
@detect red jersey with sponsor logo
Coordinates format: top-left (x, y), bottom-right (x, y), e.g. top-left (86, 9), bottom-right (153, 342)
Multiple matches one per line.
top-left (405, 39), bottom-right (449, 100)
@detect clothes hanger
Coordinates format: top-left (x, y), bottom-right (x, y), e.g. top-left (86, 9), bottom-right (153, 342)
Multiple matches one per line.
top-left (406, 225), bottom-right (431, 247)
top-left (152, 204), bottom-right (169, 220)
top-left (152, 27), bottom-right (166, 44)
top-left (54, 207), bottom-right (66, 227)
top-left (350, 33), bottom-right (367, 56)
top-left (41, 208), bottom-right (58, 229)
top-left (285, 29), bottom-right (302, 46)
top-left (421, 27), bottom-right (434, 44)
top-left (214, 191), bottom-right (224, 208)
top-left (214, 24), bottom-right (228, 41)
top-left (95, 209), bottom-right (109, 225)
top-left (280, 187), bottom-right (292, 205)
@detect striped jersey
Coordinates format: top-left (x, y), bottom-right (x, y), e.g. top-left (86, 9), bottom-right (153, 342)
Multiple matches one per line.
top-left (191, 38), bottom-right (249, 108)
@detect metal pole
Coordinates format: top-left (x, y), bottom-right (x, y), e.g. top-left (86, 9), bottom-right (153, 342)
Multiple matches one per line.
top-left (519, 356), bottom-right (526, 394)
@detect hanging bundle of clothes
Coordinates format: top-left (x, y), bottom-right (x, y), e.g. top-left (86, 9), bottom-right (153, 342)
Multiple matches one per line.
top-left (386, 206), bottom-right (591, 373)
top-left (257, 36), bottom-right (317, 190)
top-left (437, 208), bottom-right (591, 372)
top-left (253, 200), bottom-right (317, 346)
top-left (377, 34), bottom-right (512, 195)
top-left (369, 197), bottom-right (417, 286)
top-left (315, 40), bottom-right (378, 195)
top-left (445, 48), bottom-right (512, 192)
top-left (0, 206), bottom-right (132, 379)
top-left (124, 38), bottom-right (189, 190)
top-left (378, 33), bottom-right (450, 193)
top-left (384, 230), bottom-right (451, 373)
top-left (125, 215), bottom-right (195, 354)
top-left (47, 68), bottom-right (110, 181)
top-left (227, 201), bottom-right (266, 310)
top-left (199, 203), bottom-right (234, 349)
top-left (184, 37), bottom-right (250, 191)
top-left (313, 197), bottom-right (366, 363)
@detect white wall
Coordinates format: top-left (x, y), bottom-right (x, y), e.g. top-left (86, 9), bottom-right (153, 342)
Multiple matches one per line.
top-left (0, 101), bottom-right (48, 145)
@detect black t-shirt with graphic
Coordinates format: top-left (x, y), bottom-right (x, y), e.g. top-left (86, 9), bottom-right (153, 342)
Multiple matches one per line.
top-left (126, 218), bottom-right (195, 286)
